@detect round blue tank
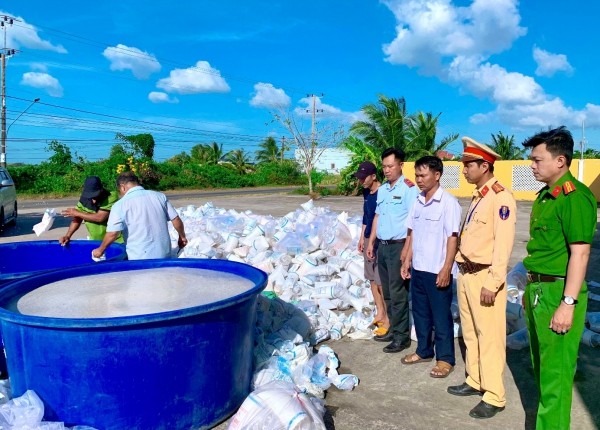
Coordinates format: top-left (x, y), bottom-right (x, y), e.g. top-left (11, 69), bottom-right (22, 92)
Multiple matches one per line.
top-left (0, 240), bottom-right (127, 284)
top-left (0, 258), bottom-right (267, 430)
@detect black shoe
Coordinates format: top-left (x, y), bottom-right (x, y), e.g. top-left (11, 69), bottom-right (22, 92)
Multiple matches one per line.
top-left (469, 400), bottom-right (505, 419)
top-left (373, 331), bottom-right (394, 342)
top-left (447, 382), bottom-right (483, 397)
top-left (382, 339), bottom-right (410, 353)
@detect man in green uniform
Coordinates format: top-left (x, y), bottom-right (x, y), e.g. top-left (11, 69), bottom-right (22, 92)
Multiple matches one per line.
top-left (59, 176), bottom-right (123, 244)
top-left (522, 126), bottom-right (597, 430)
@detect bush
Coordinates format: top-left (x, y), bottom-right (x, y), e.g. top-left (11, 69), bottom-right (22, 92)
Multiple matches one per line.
top-left (252, 161), bottom-right (304, 186)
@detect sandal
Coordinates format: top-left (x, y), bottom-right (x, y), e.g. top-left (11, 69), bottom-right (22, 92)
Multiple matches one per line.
top-left (430, 361), bottom-right (454, 378)
top-left (401, 353), bottom-right (433, 365)
top-left (373, 326), bottom-right (389, 336)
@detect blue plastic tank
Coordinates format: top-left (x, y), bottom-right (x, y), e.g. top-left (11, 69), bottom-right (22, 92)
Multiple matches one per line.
top-left (0, 240), bottom-right (127, 284)
top-left (0, 258), bottom-right (267, 430)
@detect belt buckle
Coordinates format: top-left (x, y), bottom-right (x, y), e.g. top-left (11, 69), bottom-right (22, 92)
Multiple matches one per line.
top-left (527, 272), bottom-right (539, 283)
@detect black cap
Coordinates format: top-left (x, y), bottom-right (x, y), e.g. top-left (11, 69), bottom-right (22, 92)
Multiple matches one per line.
top-left (81, 176), bottom-right (107, 199)
top-left (353, 161), bottom-right (377, 180)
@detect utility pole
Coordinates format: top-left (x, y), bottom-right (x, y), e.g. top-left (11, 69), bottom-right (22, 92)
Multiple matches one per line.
top-left (306, 93), bottom-right (324, 147)
top-left (0, 15), bottom-right (18, 168)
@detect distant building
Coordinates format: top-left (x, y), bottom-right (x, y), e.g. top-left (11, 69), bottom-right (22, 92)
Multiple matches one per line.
top-left (436, 150), bottom-right (455, 160)
top-left (295, 148), bottom-right (352, 174)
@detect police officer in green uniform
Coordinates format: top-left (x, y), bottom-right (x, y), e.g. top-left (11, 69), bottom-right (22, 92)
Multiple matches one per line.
top-left (60, 176), bottom-right (123, 245)
top-left (522, 126), bottom-right (597, 430)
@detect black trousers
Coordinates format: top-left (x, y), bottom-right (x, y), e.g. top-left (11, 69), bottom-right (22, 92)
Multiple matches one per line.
top-left (377, 241), bottom-right (410, 343)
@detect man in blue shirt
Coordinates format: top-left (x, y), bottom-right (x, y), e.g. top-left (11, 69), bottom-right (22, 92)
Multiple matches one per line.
top-left (354, 161), bottom-right (389, 336)
top-left (93, 171), bottom-right (187, 260)
top-left (367, 148), bottom-right (419, 353)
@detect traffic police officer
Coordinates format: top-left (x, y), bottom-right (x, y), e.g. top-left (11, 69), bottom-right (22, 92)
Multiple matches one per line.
top-left (447, 137), bottom-right (517, 419)
top-left (522, 126), bottom-right (596, 430)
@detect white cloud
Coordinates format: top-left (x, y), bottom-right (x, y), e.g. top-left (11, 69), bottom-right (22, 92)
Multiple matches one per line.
top-left (20, 72), bottom-right (63, 97)
top-left (148, 91), bottom-right (179, 104)
top-left (381, 0), bottom-right (593, 129)
top-left (533, 46), bottom-right (574, 77)
top-left (30, 62), bottom-right (48, 72)
top-left (103, 44), bottom-right (161, 79)
top-left (0, 12), bottom-right (67, 53)
top-left (250, 83), bottom-right (291, 108)
top-left (156, 61), bottom-right (230, 94)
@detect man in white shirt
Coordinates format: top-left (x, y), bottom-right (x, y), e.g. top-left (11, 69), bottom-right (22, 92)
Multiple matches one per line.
top-left (93, 171), bottom-right (187, 260)
top-left (400, 156), bottom-right (462, 378)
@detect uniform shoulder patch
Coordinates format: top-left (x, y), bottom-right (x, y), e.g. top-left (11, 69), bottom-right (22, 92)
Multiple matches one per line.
top-left (563, 180), bottom-right (577, 195)
top-left (404, 178), bottom-right (415, 187)
top-left (499, 205), bottom-right (510, 220)
top-left (491, 182), bottom-right (505, 193)
top-left (480, 185), bottom-right (489, 197)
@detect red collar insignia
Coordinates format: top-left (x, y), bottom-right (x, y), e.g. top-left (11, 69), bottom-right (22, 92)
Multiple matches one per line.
top-left (551, 186), bottom-right (561, 198)
top-left (480, 185), bottom-right (489, 197)
top-left (404, 178), bottom-right (415, 187)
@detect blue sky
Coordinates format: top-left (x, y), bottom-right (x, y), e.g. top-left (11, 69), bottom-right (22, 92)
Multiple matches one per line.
top-left (1, 0), bottom-right (599, 164)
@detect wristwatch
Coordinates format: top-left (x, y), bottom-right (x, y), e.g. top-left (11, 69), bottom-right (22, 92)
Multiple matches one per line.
top-left (562, 295), bottom-right (578, 305)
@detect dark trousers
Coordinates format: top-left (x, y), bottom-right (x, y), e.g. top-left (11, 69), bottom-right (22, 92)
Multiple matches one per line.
top-left (377, 241), bottom-right (409, 343)
top-left (411, 269), bottom-right (455, 365)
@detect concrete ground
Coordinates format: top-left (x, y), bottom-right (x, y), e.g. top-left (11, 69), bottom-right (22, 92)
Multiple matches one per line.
top-left (3, 190), bottom-right (599, 430)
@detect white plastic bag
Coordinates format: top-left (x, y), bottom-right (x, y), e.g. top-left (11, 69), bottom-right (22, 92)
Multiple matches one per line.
top-left (33, 209), bottom-right (57, 237)
top-left (227, 381), bottom-right (326, 430)
top-left (0, 389), bottom-right (44, 429)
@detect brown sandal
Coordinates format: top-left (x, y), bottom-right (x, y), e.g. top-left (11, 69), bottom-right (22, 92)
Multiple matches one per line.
top-left (401, 353), bottom-right (433, 365)
top-left (430, 360), bottom-right (454, 378)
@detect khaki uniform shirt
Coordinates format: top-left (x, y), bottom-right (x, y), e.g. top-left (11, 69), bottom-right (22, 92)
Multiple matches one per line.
top-left (523, 171), bottom-right (596, 276)
top-left (456, 177), bottom-right (517, 292)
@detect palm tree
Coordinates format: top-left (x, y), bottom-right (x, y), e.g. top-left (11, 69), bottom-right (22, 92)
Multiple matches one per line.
top-left (405, 112), bottom-right (458, 160)
top-left (490, 132), bottom-right (526, 160)
top-left (225, 149), bottom-right (252, 174)
top-left (205, 142), bottom-right (224, 164)
top-left (349, 94), bottom-right (408, 153)
top-left (255, 136), bottom-right (281, 164)
top-left (190, 144), bottom-right (210, 164)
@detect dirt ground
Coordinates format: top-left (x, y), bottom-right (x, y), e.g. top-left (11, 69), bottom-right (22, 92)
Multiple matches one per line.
top-left (3, 190), bottom-right (600, 430)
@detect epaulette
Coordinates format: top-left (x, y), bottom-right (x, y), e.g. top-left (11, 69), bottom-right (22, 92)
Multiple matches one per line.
top-left (404, 178), bottom-right (415, 187)
top-left (563, 180), bottom-right (576, 195)
top-left (551, 186), bottom-right (561, 198)
top-left (480, 185), bottom-right (489, 197)
top-left (491, 182), bottom-right (505, 193)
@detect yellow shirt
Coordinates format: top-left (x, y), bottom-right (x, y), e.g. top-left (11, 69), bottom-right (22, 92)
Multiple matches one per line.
top-left (456, 177), bottom-right (517, 292)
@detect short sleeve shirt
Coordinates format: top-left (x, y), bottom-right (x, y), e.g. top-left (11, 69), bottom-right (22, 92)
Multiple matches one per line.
top-left (106, 186), bottom-right (179, 260)
top-left (523, 171), bottom-right (597, 276)
top-left (375, 175), bottom-right (419, 240)
top-left (75, 191), bottom-right (123, 242)
top-left (362, 188), bottom-right (378, 238)
top-left (406, 187), bottom-right (462, 274)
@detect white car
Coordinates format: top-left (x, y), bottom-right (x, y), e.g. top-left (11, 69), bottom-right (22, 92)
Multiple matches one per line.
top-left (0, 167), bottom-right (17, 230)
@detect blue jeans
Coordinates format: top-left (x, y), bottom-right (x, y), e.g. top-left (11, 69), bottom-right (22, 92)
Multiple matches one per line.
top-left (411, 269), bottom-right (455, 365)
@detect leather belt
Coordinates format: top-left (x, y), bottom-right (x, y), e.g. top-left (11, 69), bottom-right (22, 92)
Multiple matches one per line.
top-left (378, 239), bottom-right (405, 245)
top-left (457, 261), bottom-right (491, 275)
top-left (527, 272), bottom-right (565, 283)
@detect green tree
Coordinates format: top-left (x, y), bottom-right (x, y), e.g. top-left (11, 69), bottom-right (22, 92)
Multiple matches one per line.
top-left (168, 151), bottom-right (192, 166)
top-left (404, 112), bottom-right (458, 160)
top-left (225, 149), bottom-right (252, 174)
top-left (255, 136), bottom-right (282, 164)
top-left (490, 132), bottom-right (526, 160)
top-left (190, 144), bottom-right (210, 164)
top-left (205, 142), bottom-right (224, 164)
top-left (115, 133), bottom-right (155, 159)
top-left (349, 94), bottom-right (408, 152)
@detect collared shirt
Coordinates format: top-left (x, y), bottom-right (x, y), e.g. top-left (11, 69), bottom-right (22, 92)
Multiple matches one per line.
top-left (106, 186), bottom-right (179, 260)
top-left (523, 171), bottom-right (596, 276)
top-left (406, 186), bottom-right (461, 274)
top-left (375, 175), bottom-right (419, 240)
top-left (362, 187), bottom-right (378, 238)
top-left (76, 191), bottom-right (123, 243)
top-left (456, 176), bottom-right (517, 292)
